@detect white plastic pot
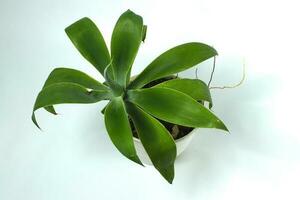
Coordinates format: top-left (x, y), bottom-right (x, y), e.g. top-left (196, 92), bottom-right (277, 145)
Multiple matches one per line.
top-left (133, 128), bottom-right (197, 165)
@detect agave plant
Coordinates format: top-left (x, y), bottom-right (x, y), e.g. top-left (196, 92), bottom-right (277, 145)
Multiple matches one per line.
top-left (32, 10), bottom-right (228, 183)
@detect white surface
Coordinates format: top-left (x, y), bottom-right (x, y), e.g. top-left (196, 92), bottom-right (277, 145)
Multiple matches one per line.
top-left (1, 0), bottom-right (300, 199)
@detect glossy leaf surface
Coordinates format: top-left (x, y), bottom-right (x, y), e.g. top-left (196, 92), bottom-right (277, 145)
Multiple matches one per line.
top-left (126, 102), bottom-right (176, 183)
top-left (43, 68), bottom-right (108, 90)
top-left (32, 83), bottom-right (111, 128)
top-left (154, 78), bottom-right (213, 108)
top-left (42, 68), bottom-right (109, 114)
top-left (111, 10), bottom-right (143, 86)
top-left (32, 10), bottom-right (229, 184)
top-left (129, 43), bottom-right (217, 89)
top-left (104, 97), bottom-right (142, 165)
top-left (127, 87), bottom-right (228, 131)
top-left (65, 18), bottom-right (110, 75)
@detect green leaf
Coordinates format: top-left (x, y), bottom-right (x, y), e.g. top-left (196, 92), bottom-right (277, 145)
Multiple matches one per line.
top-left (42, 68), bottom-right (109, 114)
top-left (104, 97), bottom-right (142, 165)
top-left (111, 10), bottom-right (143, 86)
top-left (44, 105), bottom-right (57, 115)
top-left (142, 25), bottom-right (147, 42)
top-left (103, 64), bottom-right (124, 97)
top-left (100, 106), bottom-right (106, 115)
top-left (32, 83), bottom-right (111, 129)
top-left (127, 87), bottom-right (228, 131)
top-left (65, 17), bottom-right (110, 75)
top-left (126, 102), bottom-right (176, 184)
top-left (43, 68), bottom-right (108, 90)
top-left (128, 43), bottom-right (217, 89)
top-left (154, 78), bottom-right (213, 108)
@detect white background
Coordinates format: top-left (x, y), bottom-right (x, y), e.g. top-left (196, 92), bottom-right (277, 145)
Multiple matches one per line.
top-left (1, 0), bottom-right (300, 199)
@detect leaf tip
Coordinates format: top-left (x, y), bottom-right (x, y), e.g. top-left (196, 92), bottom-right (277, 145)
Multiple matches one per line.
top-left (142, 25), bottom-right (147, 42)
top-left (157, 164), bottom-right (175, 184)
top-left (218, 120), bottom-right (229, 133)
top-left (211, 116), bottom-right (229, 133)
top-left (64, 17), bottom-right (92, 35)
top-left (31, 113), bottom-right (43, 131)
top-left (134, 157), bottom-right (144, 167)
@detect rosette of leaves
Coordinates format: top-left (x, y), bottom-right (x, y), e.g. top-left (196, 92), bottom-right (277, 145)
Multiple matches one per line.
top-left (32, 10), bottom-right (228, 183)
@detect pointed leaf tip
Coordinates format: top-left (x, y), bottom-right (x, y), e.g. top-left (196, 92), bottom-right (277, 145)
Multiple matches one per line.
top-left (157, 164), bottom-right (175, 184)
top-left (126, 103), bottom-right (176, 183)
top-left (142, 25), bottom-right (147, 42)
top-left (104, 97), bottom-right (142, 166)
top-left (32, 113), bottom-right (42, 131)
top-left (127, 87), bottom-right (228, 130)
top-left (32, 83), bottom-right (111, 131)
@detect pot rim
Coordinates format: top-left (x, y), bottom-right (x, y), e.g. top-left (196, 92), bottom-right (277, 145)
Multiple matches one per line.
top-left (133, 127), bottom-right (198, 143)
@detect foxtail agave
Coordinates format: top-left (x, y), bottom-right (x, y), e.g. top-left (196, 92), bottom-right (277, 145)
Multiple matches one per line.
top-left (32, 10), bottom-right (228, 183)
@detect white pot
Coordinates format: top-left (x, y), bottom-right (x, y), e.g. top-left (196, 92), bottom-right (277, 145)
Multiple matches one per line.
top-left (133, 128), bottom-right (197, 165)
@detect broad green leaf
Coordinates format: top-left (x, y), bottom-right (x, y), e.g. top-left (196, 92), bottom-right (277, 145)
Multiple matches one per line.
top-left (42, 68), bottom-right (109, 114)
top-left (32, 83), bottom-right (111, 129)
top-left (65, 17), bottom-right (110, 75)
top-left (128, 43), bottom-right (217, 89)
top-left (127, 88), bottom-right (228, 131)
top-left (126, 102), bottom-right (176, 183)
top-left (104, 97), bottom-right (142, 165)
top-left (43, 68), bottom-right (108, 90)
top-left (154, 78), bottom-right (213, 108)
top-left (111, 10), bottom-right (143, 86)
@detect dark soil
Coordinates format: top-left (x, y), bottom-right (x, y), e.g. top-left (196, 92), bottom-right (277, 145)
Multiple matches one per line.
top-left (130, 76), bottom-right (194, 140)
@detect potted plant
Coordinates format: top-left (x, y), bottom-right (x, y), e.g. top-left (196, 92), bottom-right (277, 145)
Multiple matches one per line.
top-left (32, 10), bottom-right (228, 184)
